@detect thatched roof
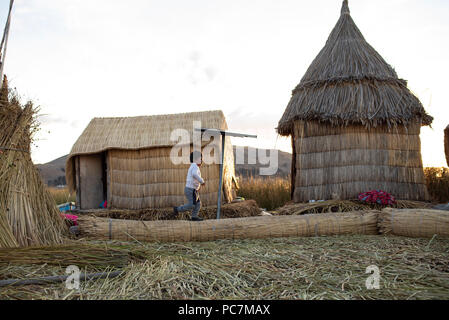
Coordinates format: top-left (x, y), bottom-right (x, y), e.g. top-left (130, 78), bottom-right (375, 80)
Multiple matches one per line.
top-left (277, 0), bottom-right (433, 136)
top-left (68, 110), bottom-right (227, 157)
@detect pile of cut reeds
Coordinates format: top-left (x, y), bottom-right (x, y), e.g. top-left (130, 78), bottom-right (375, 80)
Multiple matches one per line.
top-left (424, 167), bottom-right (449, 203)
top-left (77, 210), bottom-right (379, 242)
top-left (0, 82), bottom-right (66, 247)
top-left (275, 199), bottom-right (433, 216)
top-left (379, 208), bottom-right (449, 238)
top-left (237, 176), bottom-right (291, 211)
top-left (77, 200), bottom-right (261, 221)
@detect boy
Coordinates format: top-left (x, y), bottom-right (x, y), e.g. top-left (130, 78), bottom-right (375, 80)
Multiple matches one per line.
top-left (173, 151), bottom-right (205, 221)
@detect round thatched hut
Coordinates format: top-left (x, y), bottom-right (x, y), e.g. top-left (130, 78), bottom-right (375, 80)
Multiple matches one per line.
top-left (277, 0), bottom-right (433, 202)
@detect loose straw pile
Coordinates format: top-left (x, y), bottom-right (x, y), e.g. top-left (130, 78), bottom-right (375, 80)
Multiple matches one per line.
top-left (0, 80), bottom-right (66, 247)
top-left (275, 199), bottom-right (433, 216)
top-left (78, 200), bottom-right (261, 221)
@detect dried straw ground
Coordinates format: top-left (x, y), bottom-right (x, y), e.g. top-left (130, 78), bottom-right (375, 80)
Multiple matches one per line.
top-left (1, 236), bottom-right (448, 300)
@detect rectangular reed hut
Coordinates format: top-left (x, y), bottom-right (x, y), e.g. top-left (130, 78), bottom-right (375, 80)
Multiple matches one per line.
top-left (277, 1), bottom-right (433, 202)
top-left (66, 110), bottom-right (237, 210)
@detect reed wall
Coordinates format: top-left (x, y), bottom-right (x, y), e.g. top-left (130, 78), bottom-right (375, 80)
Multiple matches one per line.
top-left (292, 120), bottom-right (429, 202)
top-left (107, 146), bottom-right (235, 209)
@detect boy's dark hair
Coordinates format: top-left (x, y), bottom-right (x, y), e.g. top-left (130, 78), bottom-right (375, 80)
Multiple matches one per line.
top-left (190, 151), bottom-right (202, 163)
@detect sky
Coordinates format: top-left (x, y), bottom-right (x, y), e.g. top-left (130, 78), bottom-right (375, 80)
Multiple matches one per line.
top-left (1, 0), bottom-right (448, 166)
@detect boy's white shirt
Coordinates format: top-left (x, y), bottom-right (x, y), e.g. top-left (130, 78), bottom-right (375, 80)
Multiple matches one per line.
top-left (186, 163), bottom-right (204, 190)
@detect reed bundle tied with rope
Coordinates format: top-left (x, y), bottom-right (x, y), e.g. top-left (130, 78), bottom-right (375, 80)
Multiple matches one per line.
top-left (78, 210), bottom-right (380, 242)
top-left (378, 208), bottom-right (449, 238)
top-left (0, 81), bottom-right (66, 248)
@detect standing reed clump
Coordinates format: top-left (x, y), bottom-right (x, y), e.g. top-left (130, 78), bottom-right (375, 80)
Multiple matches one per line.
top-left (0, 79), bottom-right (67, 248)
top-left (424, 167), bottom-right (449, 203)
top-left (237, 176), bottom-right (291, 211)
top-left (47, 187), bottom-right (76, 205)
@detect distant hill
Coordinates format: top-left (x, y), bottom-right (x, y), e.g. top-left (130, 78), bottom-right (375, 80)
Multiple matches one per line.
top-left (36, 155), bottom-right (68, 186)
top-left (232, 146), bottom-right (291, 178)
top-left (36, 147), bottom-right (292, 186)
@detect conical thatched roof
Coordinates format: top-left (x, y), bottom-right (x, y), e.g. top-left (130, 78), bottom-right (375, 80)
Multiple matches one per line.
top-left (277, 0), bottom-right (433, 136)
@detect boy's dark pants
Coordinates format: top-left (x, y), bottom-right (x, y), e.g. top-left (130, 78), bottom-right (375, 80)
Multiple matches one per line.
top-left (176, 187), bottom-right (201, 218)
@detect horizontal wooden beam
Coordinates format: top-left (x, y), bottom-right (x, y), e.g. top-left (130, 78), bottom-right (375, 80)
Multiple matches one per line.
top-left (195, 128), bottom-right (257, 139)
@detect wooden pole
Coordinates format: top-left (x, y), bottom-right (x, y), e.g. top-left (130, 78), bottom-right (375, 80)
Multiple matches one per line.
top-left (0, 0), bottom-right (14, 88)
top-left (195, 128), bottom-right (257, 219)
top-left (216, 133), bottom-right (226, 219)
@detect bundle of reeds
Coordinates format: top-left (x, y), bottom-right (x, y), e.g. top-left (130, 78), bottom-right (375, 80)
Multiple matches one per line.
top-left (0, 83), bottom-right (66, 247)
top-left (77, 200), bottom-right (261, 221)
top-left (379, 208), bottom-right (449, 238)
top-left (78, 210), bottom-right (379, 242)
top-left (275, 199), bottom-right (433, 216)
